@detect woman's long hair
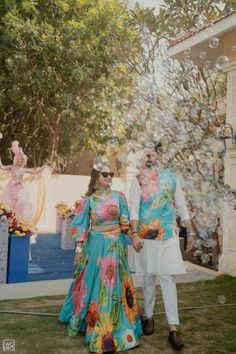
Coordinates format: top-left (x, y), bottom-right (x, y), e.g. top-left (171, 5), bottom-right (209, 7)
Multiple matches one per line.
top-left (86, 168), bottom-right (100, 196)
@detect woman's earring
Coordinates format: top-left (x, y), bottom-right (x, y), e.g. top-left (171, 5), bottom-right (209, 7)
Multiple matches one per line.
top-left (94, 181), bottom-right (99, 190)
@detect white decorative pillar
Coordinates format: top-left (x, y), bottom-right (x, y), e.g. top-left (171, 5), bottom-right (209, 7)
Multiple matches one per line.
top-left (56, 214), bottom-right (63, 234)
top-left (61, 218), bottom-right (75, 250)
top-left (219, 61), bottom-right (236, 276)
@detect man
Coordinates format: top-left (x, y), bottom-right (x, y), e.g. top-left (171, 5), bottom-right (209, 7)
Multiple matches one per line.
top-left (129, 142), bottom-right (195, 351)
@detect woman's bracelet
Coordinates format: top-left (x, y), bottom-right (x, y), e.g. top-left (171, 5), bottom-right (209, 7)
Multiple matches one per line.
top-left (188, 232), bottom-right (196, 236)
top-left (131, 230), bottom-right (138, 236)
top-left (75, 241), bottom-right (84, 253)
top-left (75, 246), bottom-right (83, 253)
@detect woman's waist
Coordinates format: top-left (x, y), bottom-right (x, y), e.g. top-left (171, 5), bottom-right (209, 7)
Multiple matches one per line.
top-left (91, 223), bottom-right (120, 233)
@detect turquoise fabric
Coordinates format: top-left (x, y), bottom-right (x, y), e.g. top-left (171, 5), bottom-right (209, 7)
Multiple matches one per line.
top-left (59, 190), bottom-right (142, 353)
top-left (137, 168), bottom-right (177, 240)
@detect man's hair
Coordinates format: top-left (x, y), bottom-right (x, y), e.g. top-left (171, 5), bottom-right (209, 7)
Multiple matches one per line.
top-left (154, 141), bottom-right (162, 153)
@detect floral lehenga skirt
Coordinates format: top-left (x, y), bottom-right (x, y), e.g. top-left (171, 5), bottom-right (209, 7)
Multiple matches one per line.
top-left (59, 228), bottom-right (142, 353)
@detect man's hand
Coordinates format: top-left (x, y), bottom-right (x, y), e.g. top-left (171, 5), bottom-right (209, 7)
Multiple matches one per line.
top-left (132, 234), bottom-right (144, 253)
top-left (186, 235), bottom-right (195, 252)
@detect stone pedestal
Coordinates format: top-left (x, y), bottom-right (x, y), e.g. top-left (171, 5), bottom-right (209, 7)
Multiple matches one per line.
top-left (7, 235), bottom-right (30, 283)
top-left (61, 218), bottom-right (75, 250)
top-left (0, 219), bottom-right (9, 284)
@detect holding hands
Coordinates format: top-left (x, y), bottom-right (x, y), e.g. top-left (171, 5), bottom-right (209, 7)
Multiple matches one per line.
top-left (131, 232), bottom-right (144, 253)
top-left (74, 242), bottom-right (84, 265)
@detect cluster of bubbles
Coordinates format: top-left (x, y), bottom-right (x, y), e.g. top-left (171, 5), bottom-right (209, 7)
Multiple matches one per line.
top-left (183, 14), bottom-right (231, 72)
top-left (93, 156), bottom-right (108, 172)
top-left (114, 20), bottom-right (236, 269)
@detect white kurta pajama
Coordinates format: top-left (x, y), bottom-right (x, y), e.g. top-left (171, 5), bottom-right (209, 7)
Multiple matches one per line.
top-left (129, 167), bottom-right (190, 324)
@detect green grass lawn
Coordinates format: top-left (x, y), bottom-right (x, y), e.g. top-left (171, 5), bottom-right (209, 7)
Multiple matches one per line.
top-left (0, 275), bottom-right (236, 354)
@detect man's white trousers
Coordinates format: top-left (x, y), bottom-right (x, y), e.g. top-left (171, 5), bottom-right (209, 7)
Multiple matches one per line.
top-left (143, 274), bottom-right (179, 325)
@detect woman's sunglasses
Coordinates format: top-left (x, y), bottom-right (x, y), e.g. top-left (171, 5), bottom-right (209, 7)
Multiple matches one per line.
top-left (101, 172), bottom-right (114, 178)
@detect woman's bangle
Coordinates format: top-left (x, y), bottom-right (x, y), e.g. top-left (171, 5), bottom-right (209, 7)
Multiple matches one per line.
top-left (131, 230), bottom-right (138, 236)
top-left (188, 232), bottom-right (196, 236)
top-left (75, 242), bottom-right (83, 253)
top-left (75, 246), bottom-right (83, 254)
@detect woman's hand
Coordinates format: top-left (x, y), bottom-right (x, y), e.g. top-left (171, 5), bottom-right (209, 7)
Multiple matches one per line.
top-left (74, 242), bottom-right (84, 265)
top-left (132, 233), bottom-right (144, 253)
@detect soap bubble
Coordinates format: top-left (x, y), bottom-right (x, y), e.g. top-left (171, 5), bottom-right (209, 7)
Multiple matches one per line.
top-left (117, 152), bottom-right (127, 163)
top-left (184, 48), bottom-right (191, 56)
top-left (194, 14), bottom-right (207, 28)
top-left (209, 37), bottom-right (219, 48)
top-left (218, 295), bottom-right (226, 304)
top-left (195, 239), bottom-right (202, 248)
top-left (193, 249), bottom-right (202, 257)
top-left (215, 56), bottom-right (229, 70)
top-left (108, 138), bottom-right (119, 147)
top-left (199, 51), bottom-right (207, 59)
top-left (209, 239), bottom-right (217, 248)
top-left (93, 156), bottom-right (108, 171)
top-left (201, 253), bottom-right (210, 264)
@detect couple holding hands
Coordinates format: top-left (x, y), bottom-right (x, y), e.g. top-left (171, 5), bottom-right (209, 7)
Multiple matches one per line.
top-left (59, 142), bottom-right (195, 353)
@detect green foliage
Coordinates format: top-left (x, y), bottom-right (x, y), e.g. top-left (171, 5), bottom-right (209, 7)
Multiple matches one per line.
top-left (0, 0), bottom-right (142, 167)
top-left (132, 0), bottom-right (236, 40)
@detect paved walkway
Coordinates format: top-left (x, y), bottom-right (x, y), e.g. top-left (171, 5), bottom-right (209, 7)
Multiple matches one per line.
top-left (0, 261), bottom-right (217, 300)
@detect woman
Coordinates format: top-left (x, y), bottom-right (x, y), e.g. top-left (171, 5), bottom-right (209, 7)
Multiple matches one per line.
top-left (0, 141), bottom-right (47, 252)
top-left (59, 160), bottom-right (143, 353)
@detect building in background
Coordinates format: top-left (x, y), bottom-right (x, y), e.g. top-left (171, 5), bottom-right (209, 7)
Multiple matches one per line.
top-left (169, 11), bottom-right (236, 276)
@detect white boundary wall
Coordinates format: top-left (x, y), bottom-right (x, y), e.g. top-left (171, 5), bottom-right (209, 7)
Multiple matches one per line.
top-left (37, 172), bottom-right (127, 233)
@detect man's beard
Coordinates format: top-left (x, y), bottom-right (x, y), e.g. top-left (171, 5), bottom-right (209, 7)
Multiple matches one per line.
top-left (145, 160), bottom-right (162, 169)
top-left (145, 160), bottom-right (153, 168)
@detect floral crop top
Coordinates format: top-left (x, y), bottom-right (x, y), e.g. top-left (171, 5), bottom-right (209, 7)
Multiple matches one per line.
top-left (70, 189), bottom-right (131, 242)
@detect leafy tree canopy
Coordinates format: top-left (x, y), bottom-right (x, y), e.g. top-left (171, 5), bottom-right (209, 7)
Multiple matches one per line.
top-left (0, 0), bottom-right (143, 167)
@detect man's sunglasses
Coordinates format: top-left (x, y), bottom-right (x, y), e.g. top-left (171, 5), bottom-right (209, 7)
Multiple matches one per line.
top-left (101, 172), bottom-right (114, 178)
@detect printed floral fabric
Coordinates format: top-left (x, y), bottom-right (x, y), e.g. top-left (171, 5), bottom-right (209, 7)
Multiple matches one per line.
top-left (59, 190), bottom-right (142, 353)
top-left (136, 167), bottom-right (177, 240)
top-left (70, 190), bottom-right (131, 242)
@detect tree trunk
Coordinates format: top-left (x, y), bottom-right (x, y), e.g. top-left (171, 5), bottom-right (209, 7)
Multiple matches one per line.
top-left (37, 101), bottom-right (61, 164)
top-left (48, 113), bottom-right (61, 163)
